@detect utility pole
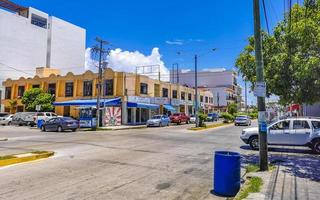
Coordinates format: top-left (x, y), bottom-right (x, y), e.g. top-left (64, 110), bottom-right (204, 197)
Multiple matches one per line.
top-left (92, 37), bottom-right (109, 130)
top-left (253, 0), bottom-right (268, 171)
top-left (176, 63), bottom-right (179, 84)
top-left (172, 64), bottom-right (175, 84)
top-left (217, 92), bottom-right (220, 112)
top-left (194, 55), bottom-right (199, 127)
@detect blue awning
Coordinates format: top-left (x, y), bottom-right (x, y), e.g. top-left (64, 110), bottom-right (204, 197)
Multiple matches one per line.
top-left (127, 102), bottom-right (159, 110)
top-left (53, 97), bottom-right (121, 106)
top-left (163, 104), bottom-right (176, 112)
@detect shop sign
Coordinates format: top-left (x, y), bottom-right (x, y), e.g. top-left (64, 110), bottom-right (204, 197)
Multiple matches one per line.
top-left (152, 97), bottom-right (170, 105)
top-left (171, 99), bottom-right (183, 106)
top-left (128, 96), bottom-right (151, 104)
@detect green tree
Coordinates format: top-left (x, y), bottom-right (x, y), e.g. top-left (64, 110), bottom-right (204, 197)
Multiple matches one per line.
top-left (227, 103), bottom-right (238, 116)
top-left (235, 1), bottom-right (320, 105)
top-left (8, 99), bottom-right (17, 113)
top-left (21, 88), bottom-right (54, 112)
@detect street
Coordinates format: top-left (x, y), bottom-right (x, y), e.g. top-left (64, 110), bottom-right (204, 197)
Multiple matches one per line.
top-left (0, 123), bottom-right (320, 200)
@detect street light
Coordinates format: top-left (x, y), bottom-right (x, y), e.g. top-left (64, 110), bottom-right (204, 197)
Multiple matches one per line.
top-left (195, 48), bottom-right (217, 127)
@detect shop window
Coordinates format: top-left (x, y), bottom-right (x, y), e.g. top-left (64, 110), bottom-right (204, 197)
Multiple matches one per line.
top-left (32, 84), bottom-right (40, 88)
top-left (18, 86), bottom-right (25, 97)
top-left (48, 83), bottom-right (56, 96)
top-left (181, 92), bottom-right (185, 100)
top-left (162, 88), bottom-right (168, 97)
top-left (172, 90), bottom-right (178, 99)
top-left (188, 93), bottom-right (192, 101)
top-left (65, 82), bottom-right (73, 97)
top-left (140, 83), bottom-right (148, 95)
top-left (83, 80), bottom-right (93, 96)
top-left (5, 87), bottom-right (11, 99)
top-left (200, 95), bottom-right (204, 102)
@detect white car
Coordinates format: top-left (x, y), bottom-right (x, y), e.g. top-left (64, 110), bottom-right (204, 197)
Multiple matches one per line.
top-left (235, 115), bottom-right (251, 126)
top-left (189, 115), bottom-right (196, 123)
top-left (0, 114), bottom-right (13, 126)
top-left (240, 117), bottom-right (320, 154)
top-left (33, 112), bottom-right (58, 123)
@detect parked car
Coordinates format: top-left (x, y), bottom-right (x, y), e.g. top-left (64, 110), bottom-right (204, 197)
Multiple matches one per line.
top-left (33, 112), bottom-right (58, 123)
top-left (190, 114), bottom-right (196, 123)
top-left (235, 115), bottom-right (251, 126)
top-left (146, 115), bottom-right (170, 127)
top-left (11, 112), bottom-right (36, 126)
top-left (207, 113), bottom-right (219, 122)
top-left (41, 117), bottom-right (79, 132)
top-left (169, 113), bottom-right (190, 125)
top-left (0, 114), bottom-right (13, 126)
top-left (240, 117), bottom-right (320, 153)
top-left (0, 112), bottom-right (9, 117)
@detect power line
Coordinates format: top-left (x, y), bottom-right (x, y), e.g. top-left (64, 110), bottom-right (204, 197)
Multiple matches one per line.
top-left (262, 0), bottom-right (270, 34)
top-left (0, 62), bottom-right (35, 76)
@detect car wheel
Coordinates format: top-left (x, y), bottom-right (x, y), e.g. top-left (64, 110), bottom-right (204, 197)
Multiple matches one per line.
top-left (72, 128), bottom-right (77, 132)
top-left (167, 122), bottom-right (170, 126)
top-left (249, 136), bottom-right (259, 150)
top-left (186, 120), bottom-right (189, 124)
top-left (235, 123), bottom-right (237, 126)
top-left (57, 126), bottom-right (63, 132)
top-left (41, 126), bottom-right (46, 132)
top-left (8, 121), bottom-right (11, 126)
top-left (159, 122), bottom-right (162, 127)
top-left (313, 140), bottom-right (320, 154)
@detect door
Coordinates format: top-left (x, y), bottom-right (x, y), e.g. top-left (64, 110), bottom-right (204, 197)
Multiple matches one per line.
top-left (45, 118), bottom-right (56, 131)
top-left (291, 120), bottom-right (312, 145)
top-left (268, 120), bottom-right (293, 145)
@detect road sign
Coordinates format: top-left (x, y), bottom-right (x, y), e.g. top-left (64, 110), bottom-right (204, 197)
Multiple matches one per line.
top-left (36, 105), bottom-right (41, 111)
top-left (254, 82), bottom-right (266, 97)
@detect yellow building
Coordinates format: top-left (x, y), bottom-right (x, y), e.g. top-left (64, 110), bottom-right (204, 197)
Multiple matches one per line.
top-left (2, 67), bottom-right (214, 126)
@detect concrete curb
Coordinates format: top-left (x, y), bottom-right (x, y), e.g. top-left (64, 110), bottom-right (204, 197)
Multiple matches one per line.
top-left (0, 151), bottom-right (54, 167)
top-left (0, 138), bottom-right (8, 141)
top-left (187, 123), bottom-right (233, 131)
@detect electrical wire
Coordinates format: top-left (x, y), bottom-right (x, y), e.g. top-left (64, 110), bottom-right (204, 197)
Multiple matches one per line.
top-left (262, 0), bottom-right (271, 34)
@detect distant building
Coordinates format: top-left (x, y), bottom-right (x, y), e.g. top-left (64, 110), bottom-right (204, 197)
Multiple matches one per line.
top-left (171, 68), bottom-right (242, 111)
top-left (0, 0), bottom-right (86, 111)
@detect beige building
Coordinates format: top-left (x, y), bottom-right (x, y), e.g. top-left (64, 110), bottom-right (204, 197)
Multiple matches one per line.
top-left (2, 68), bottom-right (214, 126)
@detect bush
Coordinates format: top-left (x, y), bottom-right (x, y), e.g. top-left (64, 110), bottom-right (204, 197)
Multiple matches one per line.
top-left (198, 112), bottom-right (207, 127)
top-left (248, 112), bottom-right (258, 119)
top-left (221, 112), bottom-right (234, 123)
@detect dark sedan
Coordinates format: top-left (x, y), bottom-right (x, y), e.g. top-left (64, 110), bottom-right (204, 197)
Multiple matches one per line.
top-left (41, 117), bottom-right (79, 132)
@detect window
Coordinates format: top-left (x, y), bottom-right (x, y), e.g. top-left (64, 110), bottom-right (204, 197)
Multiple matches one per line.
top-left (205, 96), bottom-right (209, 103)
top-left (31, 14), bottom-right (47, 29)
top-left (104, 79), bottom-right (113, 96)
top-left (83, 80), bottom-right (93, 96)
top-left (48, 83), bottom-right (56, 95)
top-left (312, 121), bottom-right (320, 129)
top-left (18, 86), bottom-right (25, 97)
top-left (140, 83), bottom-right (148, 95)
top-left (200, 95), bottom-right (204, 102)
top-left (293, 120), bottom-right (310, 129)
top-left (172, 90), bottom-right (178, 99)
top-left (162, 88), bottom-right (168, 97)
top-left (270, 120), bottom-right (290, 130)
top-left (181, 92), bottom-right (185, 100)
top-left (32, 84), bottom-right (40, 88)
top-left (5, 87), bottom-right (11, 99)
top-left (188, 93), bottom-right (192, 101)
top-left (45, 113), bottom-right (51, 117)
top-left (65, 82), bottom-right (73, 97)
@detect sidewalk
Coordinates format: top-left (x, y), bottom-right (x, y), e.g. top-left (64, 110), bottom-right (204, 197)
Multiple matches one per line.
top-left (243, 152), bottom-right (320, 200)
top-left (100, 124), bottom-right (146, 130)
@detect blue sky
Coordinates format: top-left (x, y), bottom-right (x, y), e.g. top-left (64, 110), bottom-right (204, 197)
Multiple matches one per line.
top-left (13, 0), bottom-right (287, 104)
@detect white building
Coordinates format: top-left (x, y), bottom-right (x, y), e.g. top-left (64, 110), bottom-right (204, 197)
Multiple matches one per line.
top-left (0, 0), bottom-right (86, 111)
top-left (171, 68), bottom-right (242, 111)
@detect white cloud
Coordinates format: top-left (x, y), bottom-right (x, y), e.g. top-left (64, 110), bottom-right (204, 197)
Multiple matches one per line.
top-left (165, 40), bottom-right (184, 45)
top-left (85, 47), bottom-right (170, 82)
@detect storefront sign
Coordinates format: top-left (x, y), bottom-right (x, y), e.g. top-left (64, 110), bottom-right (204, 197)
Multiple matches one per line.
top-left (128, 96), bottom-right (151, 104)
top-left (152, 97), bottom-right (170, 105)
top-left (171, 99), bottom-right (183, 106)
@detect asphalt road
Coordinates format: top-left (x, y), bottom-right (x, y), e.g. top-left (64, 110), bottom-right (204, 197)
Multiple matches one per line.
top-left (0, 122), bottom-right (318, 200)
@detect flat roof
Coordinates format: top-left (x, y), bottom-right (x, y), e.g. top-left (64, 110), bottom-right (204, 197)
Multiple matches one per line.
top-left (0, 0), bottom-right (27, 12)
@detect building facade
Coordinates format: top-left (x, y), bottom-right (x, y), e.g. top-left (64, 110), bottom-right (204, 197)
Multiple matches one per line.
top-left (0, 1), bottom-right (86, 111)
top-left (2, 68), bottom-right (214, 126)
top-left (171, 69), bottom-right (242, 111)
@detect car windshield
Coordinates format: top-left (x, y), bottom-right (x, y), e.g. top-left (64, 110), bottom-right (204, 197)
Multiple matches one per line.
top-left (62, 117), bottom-right (74, 121)
top-left (208, 113), bottom-right (217, 117)
top-left (152, 115), bottom-right (162, 119)
top-left (236, 116), bottom-right (247, 120)
top-left (190, 115), bottom-right (195, 117)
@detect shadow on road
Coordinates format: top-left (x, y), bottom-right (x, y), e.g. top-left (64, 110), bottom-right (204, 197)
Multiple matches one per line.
top-left (241, 151), bottom-right (320, 181)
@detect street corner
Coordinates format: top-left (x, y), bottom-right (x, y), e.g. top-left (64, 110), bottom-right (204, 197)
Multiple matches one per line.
top-left (0, 151), bottom-right (55, 168)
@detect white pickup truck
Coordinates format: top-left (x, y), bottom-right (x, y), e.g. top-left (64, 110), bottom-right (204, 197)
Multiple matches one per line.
top-left (240, 117), bottom-right (320, 154)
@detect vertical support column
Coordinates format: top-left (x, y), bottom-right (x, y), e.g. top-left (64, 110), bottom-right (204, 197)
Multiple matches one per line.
top-left (122, 101), bottom-right (128, 125)
top-left (132, 107), bottom-right (137, 125)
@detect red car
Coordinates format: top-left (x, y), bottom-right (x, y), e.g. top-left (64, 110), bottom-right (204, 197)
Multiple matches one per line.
top-left (170, 113), bottom-right (190, 125)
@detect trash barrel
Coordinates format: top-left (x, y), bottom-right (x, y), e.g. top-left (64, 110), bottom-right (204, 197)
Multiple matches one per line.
top-left (37, 119), bottom-right (44, 129)
top-left (213, 151), bottom-right (240, 197)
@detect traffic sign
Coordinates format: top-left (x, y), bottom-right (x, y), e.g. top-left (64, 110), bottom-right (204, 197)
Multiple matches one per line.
top-left (254, 82), bottom-right (266, 97)
top-left (36, 105), bottom-right (41, 111)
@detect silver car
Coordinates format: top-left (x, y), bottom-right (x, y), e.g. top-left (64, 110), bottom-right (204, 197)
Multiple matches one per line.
top-left (147, 115), bottom-right (170, 127)
top-left (235, 115), bottom-right (251, 126)
top-left (0, 114), bottom-right (13, 126)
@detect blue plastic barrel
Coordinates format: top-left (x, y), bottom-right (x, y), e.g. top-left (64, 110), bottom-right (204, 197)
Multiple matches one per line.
top-left (213, 151), bottom-right (240, 197)
top-left (37, 119), bottom-right (44, 129)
